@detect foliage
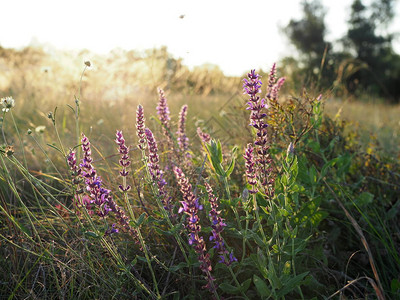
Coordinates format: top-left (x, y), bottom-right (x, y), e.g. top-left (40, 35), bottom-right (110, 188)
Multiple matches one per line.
top-left (283, 0), bottom-right (400, 102)
top-left (0, 58), bottom-right (399, 300)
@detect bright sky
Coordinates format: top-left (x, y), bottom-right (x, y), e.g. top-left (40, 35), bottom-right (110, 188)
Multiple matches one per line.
top-left (1, 0), bottom-right (399, 76)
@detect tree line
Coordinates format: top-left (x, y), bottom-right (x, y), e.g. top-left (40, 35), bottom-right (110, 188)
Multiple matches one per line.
top-left (284, 0), bottom-right (400, 102)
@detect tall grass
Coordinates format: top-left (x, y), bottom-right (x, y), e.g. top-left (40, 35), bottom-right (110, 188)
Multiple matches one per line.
top-left (0, 48), bottom-right (399, 299)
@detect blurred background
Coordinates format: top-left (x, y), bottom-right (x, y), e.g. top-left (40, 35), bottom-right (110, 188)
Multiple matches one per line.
top-left (0, 0), bottom-right (399, 157)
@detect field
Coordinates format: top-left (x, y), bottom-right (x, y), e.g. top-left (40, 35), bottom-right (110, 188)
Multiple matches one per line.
top-left (0, 46), bottom-right (399, 299)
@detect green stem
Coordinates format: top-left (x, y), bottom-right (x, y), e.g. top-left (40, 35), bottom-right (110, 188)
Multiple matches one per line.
top-left (10, 111), bottom-right (28, 168)
top-left (241, 208), bottom-right (250, 262)
top-left (252, 193), bottom-right (267, 244)
top-left (222, 176), bottom-right (242, 232)
top-left (1, 111), bottom-right (7, 144)
top-left (121, 173), bottom-right (161, 298)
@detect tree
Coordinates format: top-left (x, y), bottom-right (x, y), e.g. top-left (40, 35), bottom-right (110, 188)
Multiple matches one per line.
top-left (285, 0), bottom-right (328, 60)
top-left (284, 0), bottom-right (337, 89)
top-left (345, 0), bottom-right (400, 101)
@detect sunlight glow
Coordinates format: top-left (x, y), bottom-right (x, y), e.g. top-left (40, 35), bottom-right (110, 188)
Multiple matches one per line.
top-left (1, 0), bottom-right (399, 76)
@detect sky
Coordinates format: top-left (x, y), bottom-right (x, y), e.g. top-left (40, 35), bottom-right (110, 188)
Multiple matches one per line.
top-left (1, 0), bottom-right (399, 76)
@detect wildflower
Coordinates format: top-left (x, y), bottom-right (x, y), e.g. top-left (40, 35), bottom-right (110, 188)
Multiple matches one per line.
top-left (145, 128), bottom-right (171, 211)
top-left (205, 181), bottom-right (236, 265)
top-left (243, 69), bottom-right (275, 196)
top-left (266, 63), bottom-right (276, 99)
top-left (197, 127), bottom-right (211, 143)
top-left (265, 63), bottom-right (286, 102)
top-left (104, 223), bottom-right (119, 236)
top-left (67, 150), bottom-right (88, 213)
top-left (116, 130), bottom-right (131, 192)
top-left (79, 134), bottom-right (139, 242)
top-left (35, 125), bottom-right (46, 134)
top-left (269, 77), bottom-right (286, 101)
top-left (80, 134), bottom-right (110, 217)
top-left (177, 104), bottom-right (189, 153)
top-left (156, 88), bottom-right (171, 139)
top-left (80, 195), bottom-right (94, 215)
top-left (3, 145), bottom-right (14, 157)
top-left (174, 166), bottom-right (215, 292)
top-left (1, 96), bottom-right (15, 112)
top-left (84, 60), bottom-right (92, 69)
top-left (243, 143), bottom-right (258, 194)
top-left (67, 150), bottom-right (82, 181)
top-left (136, 105), bottom-right (147, 150)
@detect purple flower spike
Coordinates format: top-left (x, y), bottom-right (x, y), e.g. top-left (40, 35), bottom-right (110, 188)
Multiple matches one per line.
top-left (156, 88), bottom-right (172, 142)
top-left (243, 143), bottom-right (258, 194)
top-left (145, 128), bottom-right (172, 211)
top-left (266, 63), bottom-right (277, 98)
top-left (270, 77), bottom-right (286, 101)
top-left (197, 127), bottom-right (211, 143)
top-left (67, 150), bottom-right (83, 208)
top-left (174, 166), bottom-right (216, 292)
top-left (157, 88), bottom-right (171, 123)
top-left (136, 105), bottom-right (147, 150)
top-left (116, 130), bottom-right (131, 191)
top-left (78, 134), bottom-right (139, 243)
top-left (205, 181), bottom-right (236, 266)
top-left (243, 68), bottom-right (277, 197)
top-left (177, 104), bottom-right (189, 153)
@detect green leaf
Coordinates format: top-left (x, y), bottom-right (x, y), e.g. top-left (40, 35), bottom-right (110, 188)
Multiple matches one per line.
top-left (129, 256), bottom-right (138, 267)
top-left (354, 192), bottom-right (374, 207)
top-left (219, 283), bottom-right (239, 294)
top-left (240, 278), bottom-right (252, 293)
top-left (66, 104), bottom-right (75, 113)
top-left (47, 143), bottom-right (64, 155)
top-left (253, 275), bottom-right (271, 298)
top-left (391, 278), bottom-right (400, 293)
top-left (217, 140), bottom-right (223, 162)
top-left (136, 212), bottom-right (146, 226)
top-left (289, 156), bottom-right (298, 178)
top-left (320, 158), bottom-right (337, 180)
top-left (310, 210), bottom-right (329, 227)
top-left (387, 200), bottom-right (400, 220)
top-left (84, 231), bottom-right (101, 239)
top-left (308, 140), bottom-right (320, 153)
top-left (266, 260), bottom-right (281, 289)
top-left (169, 262), bottom-right (188, 272)
top-left (309, 165), bottom-right (318, 184)
top-left (225, 156), bottom-right (236, 178)
top-left (277, 272), bottom-right (309, 298)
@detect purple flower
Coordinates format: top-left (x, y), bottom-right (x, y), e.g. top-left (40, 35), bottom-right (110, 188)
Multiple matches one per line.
top-left (78, 134), bottom-right (139, 243)
top-left (174, 166), bottom-right (216, 292)
top-left (145, 128), bottom-right (172, 211)
top-left (243, 68), bottom-right (277, 197)
top-left (136, 105), bottom-right (147, 150)
top-left (197, 127), bottom-right (211, 143)
top-left (67, 150), bottom-right (85, 210)
top-left (269, 77), bottom-right (286, 101)
top-left (266, 63), bottom-right (277, 99)
top-left (105, 223), bottom-right (119, 236)
top-left (156, 88), bottom-right (172, 143)
top-left (177, 104), bottom-right (189, 153)
top-left (205, 181), bottom-right (236, 266)
top-left (243, 143), bottom-right (258, 194)
top-left (116, 130), bottom-right (131, 192)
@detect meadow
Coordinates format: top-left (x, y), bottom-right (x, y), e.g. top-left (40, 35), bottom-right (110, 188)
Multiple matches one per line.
top-left (0, 46), bottom-right (399, 299)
